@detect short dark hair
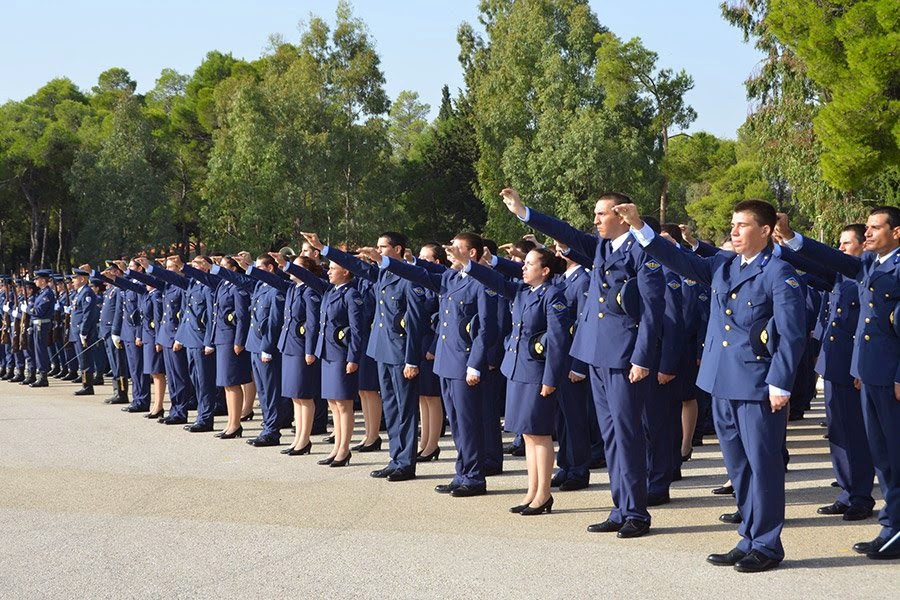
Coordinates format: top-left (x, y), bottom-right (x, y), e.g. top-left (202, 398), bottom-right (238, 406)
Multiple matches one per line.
top-left (869, 206), bottom-right (900, 229)
top-left (482, 238), bottom-right (498, 256)
top-left (733, 199), bottom-right (777, 231)
top-left (531, 247), bottom-right (565, 276)
top-left (642, 215), bottom-right (661, 234)
top-left (255, 255), bottom-right (276, 269)
top-left (422, 242), bottom-right (451, 266)
top-left (841, 223), bottom-right (866, 244)
top-left (452, 232), bottom-right (484, 262)
top-left (661, 223), bottom-right (685, 246)
top-left (598, 191), bottom-right (633, 205)
top-left (297, 256), bottom-right (323, 278)
top-left (379, 231), bottom-right (408, 254)
top-left (513, 239), bottom-right (537, 255)
top-left (193, 255), bottom-right (213, 265)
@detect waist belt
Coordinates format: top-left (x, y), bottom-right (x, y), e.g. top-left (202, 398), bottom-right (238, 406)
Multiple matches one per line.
top-left (32, 318), bottom-right (51, 324)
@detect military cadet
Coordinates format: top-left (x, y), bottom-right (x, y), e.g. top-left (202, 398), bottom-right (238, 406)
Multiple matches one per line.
top-left (777, 208), bottom-right (900, 561)
top-left (548, 242), bottom-right (595, 491)
top-left (364, 232), bottom-right (498, 497)
top-left (87, 276), bottom-right (110, 386)
top-left (24, 269), bottom-right (56, 388)
top-left (150, 256), bottom-right (220, 432)
top-left (69, 268), bottom-right (100, 396)
top-left (46, 275), bottom-right (65, 378)
top-left (16, 278), bottom-right (38, 385)
top-left (105, 260), bottom-right (152, 413)
top-left (775, 225), bottom-right (876, 522)
top-left (349, 274), bottom-right (384, 453)
top-left (500, 188), bottom-right (666, 539)
top-left (218, 254), bottom-right (287, 447)
top-left (131, 271), bottom-right (167, 419)
top-left (95, 263), bottom-right (129, 404)
top-left (462, 246), bottom-right (571, 514)
top-left (206, 256), bottom-right (252, 438)
top-left (131, 257), bottom-right (193, 425)
top-left (303, 231), bottom-right (427, 482)
top-left (0, 276), bottom-right (10, 380)
top-left (56, 276), bottom-right (79, 382)
top-left (616, 200), bottom-right (807, 572)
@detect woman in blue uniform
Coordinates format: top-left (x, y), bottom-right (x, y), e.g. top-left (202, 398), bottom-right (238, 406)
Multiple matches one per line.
top-left (135, 278), bottom-right (166, 419)
top-left (257, 255), bottom-right (323, 455)
top-left (286, 258), bottom-right (364, 467)
top-left (351, 276), bottom-right (383, 452)
top-left (415, 243), bottom-right (446, 461)
top-left (451, 246), bottom-right (571, 515)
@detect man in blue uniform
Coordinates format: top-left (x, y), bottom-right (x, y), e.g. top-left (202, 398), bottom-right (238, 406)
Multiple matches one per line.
top-left (0, 276), bottom-right (10, 380)
top-left (777, 208), bottom-right (900, 561)
top-left (499, 188), bottom-right (666, 539)
top-left (303, 231), bottom-right (427, 482)
top-left (94, 262), bottom-right (129, 404)
top-left (26, 269), bottom-right (57, 388)
top-left (105, 259), bottom-right (152, 413)
top-left (615, 200), bottom-right (807, 572)
top-left (69, 268), bottom-right (100, 396)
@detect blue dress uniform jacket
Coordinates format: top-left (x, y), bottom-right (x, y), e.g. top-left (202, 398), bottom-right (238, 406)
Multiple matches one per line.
top-left (109, 275), bottom-right (152, 410)
top-left (30, 286), bottom-right (56, 373)
top-left (789, 234), bottom-right (900, 540)
top-left (207, 267), bottom-right (252, 349)
top-left (639, 231), bottom-right (807, 561)
top-left (69, 285), bottom-right (99, 343)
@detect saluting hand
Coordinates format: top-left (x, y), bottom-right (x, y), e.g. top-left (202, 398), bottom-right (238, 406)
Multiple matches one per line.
top-left (356, 247), bottom-right (381, 263)
top-left (136, 257), bottom-right (150, 269)
top-left (403, 248), bottom-right (415, 264)
top-left (612, 204), bottom-right (643, 229)
top-left (480, 246), bottom-right (494, 266)
top-left (267, 252), bottom-right (286, 268)
top-left (499, 188), bottom-right (527, 219)
top-left (678, 224), bottom-right (697, 248)
top-left (301, 232), bottom-right (324, 251)
top-left (774, 212), bottom-right (794, 241)
top-left (443, 244), bottom-right (470, 270)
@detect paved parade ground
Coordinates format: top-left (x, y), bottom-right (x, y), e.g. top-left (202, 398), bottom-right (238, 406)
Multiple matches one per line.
top-left (1, 383), bottom-right (897, 599)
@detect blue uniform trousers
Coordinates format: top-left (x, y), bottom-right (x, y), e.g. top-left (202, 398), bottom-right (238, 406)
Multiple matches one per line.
top-left (188, 347), bottom-right (218, 427)
top-left (587, 394), bottom-right (606, 463)
top-left (554, 377), bottom-right (591, 483)
top-left (481, 369), bottom-right (504, 473)
top-left (93, 341), bottom-right (109, 376)
top-left (860, 384), bottom-right (900, 539)
top-left (440, 376), bottom-right (486, 487)
top-left (713, 397), bottom-right (787, 561)
top-left (378, 362), bottom-right (419, 474)
top-left (644, 379), bottom-right (677, 497)
top-left (74, 336), bottom-right (92, 374)
top-left (252, 352), bottom-right (288, 440)
top-left (31, 324), bottom-right (50, 373)
top-left (162, 347), bottom-right (191, 420)
top-left (105, 337), bottom-right (129, 379)
top-left (590, 366), bottom-right (651, 523)
top-left (825, 380), bottom-right (874, 510)
top-left (62, 344), bottom-right (75, 371)
top-left (125, 340), bottom-right (150, 410)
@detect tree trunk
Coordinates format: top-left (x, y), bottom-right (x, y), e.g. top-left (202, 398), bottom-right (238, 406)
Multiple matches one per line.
top-left (56, 208), bottom-right (64, 272)
top-left (40, 216), bottom-right (49, 267)
top-left (659, 126), bottom-right (669, 223)
top-left (19, 173), bottom-right (40, 269)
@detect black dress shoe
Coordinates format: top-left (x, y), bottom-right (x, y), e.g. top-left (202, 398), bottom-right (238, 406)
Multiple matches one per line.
top-left (450, 484), bottom-right (487, 498)
top-left (712, 484), bottom-right (734, 495)
top-left (521, 496), bottom-right (553, 515)
top-left (817, 501), bottom-right (849, 515)
top-left (706, 548), bottom-right (747, 566)
top-left (240, 410), bottom-right (255, 422)
top-left (510, 445), bottom-right (526, 457)
top-left (559, 479), bottom-right (589, 491)
top-left (435, 483), bottom-right (459, 494)
top-left (617, 519), bottom-right (650, 538)
top-left (830, 481), bottom-right (840, 487)
top-left (502, 442), bottom-right (519, 455)
top-left (219, 427), bottom-right (243, 439)
top-left (867, 541), bottom-right (900, 560)
top-left (550, 474), bottom-right (566, 488)
top-left (853, 536), bottom-right (885, 554)
top-left (587, 519), bottom-right (622, 533)
top-left (353, 437), bottom-right (383, 452)
top-left (416, 447), bottom-right (441, 462)
top-left (370, 466), bottom-right (395, 479)
top-left (843, 505), bottom-right (873, 521)
top-left (387, 470), bottom-right (416, 482)
top-left (647, 492), bottom-right (671, 506)
top-left (719, 511), bottom-right (743, 524)
top-left (322, 434), bottom-right (335, 444)
top-left (186, 423), bottom-right (214, 433)
top-left (288, 441), bottom-right (313, 456)
top-left (330, 452), bottom-right (351, 467)
top-left (123, 405), bottom-right (150, 413)
top-left (162, 416), bottom-right (188, 425)
top-left (733, 550), bottom-right (781, 573)
top-left (105, 397), bottom-right (128, 405)
top-left (247, 436), bottom-right (279, 447)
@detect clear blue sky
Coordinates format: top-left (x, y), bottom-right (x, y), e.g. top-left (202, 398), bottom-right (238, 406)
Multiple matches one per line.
top-left (1, 1), bottom-right (762, 138)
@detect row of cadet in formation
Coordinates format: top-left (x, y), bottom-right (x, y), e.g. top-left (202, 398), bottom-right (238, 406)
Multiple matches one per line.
top-left (2, 189), bottom-right (898, 572)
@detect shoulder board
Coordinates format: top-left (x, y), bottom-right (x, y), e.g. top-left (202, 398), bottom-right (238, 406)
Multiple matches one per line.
top-left (683, 279), bottom-right (696, 286)
top-left (276, 294), bottom-right (286, 301)
top-left (238, 289), bottom-right (249, 297)
top-left (411, 286), bottom-right (426, 297)
top-left (644, 260), bottom-right (661, 271)
top-left (550, 301), bottom-right (567, 312)
top-left (485, 288), bottom-right (498, 297)
top-left (785, 276), bottom-right (800, 289)
top-left (84, 296), bottom-right (92, 304)
top-left (760, 253), bottom-right (772, 267)
top-left (353, 297), bottom-right (363, 305)
top-left (667, 281), bottom-right (681, 289)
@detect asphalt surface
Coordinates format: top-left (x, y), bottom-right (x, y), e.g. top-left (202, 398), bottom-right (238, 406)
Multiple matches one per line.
top-left (0, 379), bottom-right (897, 599)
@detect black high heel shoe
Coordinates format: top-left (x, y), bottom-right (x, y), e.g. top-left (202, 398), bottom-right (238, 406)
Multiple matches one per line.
top-left (352, 437), bottom-right (382, 452)
top-left (240, 410), bottom-right (255, 422)
top-left (219, 427), bottom-right (243, 439)
top-left (317, 455), bottom-right (335, 465)
top-left (509, 504), bottom-right (529, 514)
top-left (521, 496), bottom-right (554, 516)
top-left (681, 449), bottom-right (693, 462)
top-left (330, 451), bottom-right (352, 467)
top-left (146, 410), bottom-right (164, 419)
top-left (416, 447), bottom-right (441, 462)
top-left (289, 441), bottom-right (313, 456)
top-left (280, 446), bottom-right (294, 455)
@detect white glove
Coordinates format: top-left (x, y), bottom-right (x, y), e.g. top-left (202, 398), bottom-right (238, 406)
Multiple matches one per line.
top-left (19, 302), bottom-right (27, 313)
top-left (63, 306), bottom-right (71, 314)
top-left (80, 335), bottom-right (87, 346)
top-left (12, 310), bottom-right (18, 318)
top-left (112, 334), bottom-right (122, 348)
top-left (2, 304), bottom-right (9, 313)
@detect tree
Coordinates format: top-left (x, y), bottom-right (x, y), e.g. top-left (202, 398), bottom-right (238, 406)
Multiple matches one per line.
top-left (388, 90), bottom-right (430, 160)
top-left (595, 33), bottom-right (697, 222)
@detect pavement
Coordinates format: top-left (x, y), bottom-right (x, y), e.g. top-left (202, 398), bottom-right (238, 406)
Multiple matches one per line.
top-left (0, 379), bottom-right (897, 599)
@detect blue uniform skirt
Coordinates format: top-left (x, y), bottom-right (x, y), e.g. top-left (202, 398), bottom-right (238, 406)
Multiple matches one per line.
top-left (358, 354), bottom-right (379, 392)
top-left (504, 379), bottom-right (558, 436)
top-left (282, 352), bottom-right (321, 399)
top-left (418, 357), bottom-right (441, 397)
top-left (322, 358), bottom-right (358, 401)
top-left (142, 343), bottom-right (165, 375)
top-left (215, 343), bottom-right (252, 387)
